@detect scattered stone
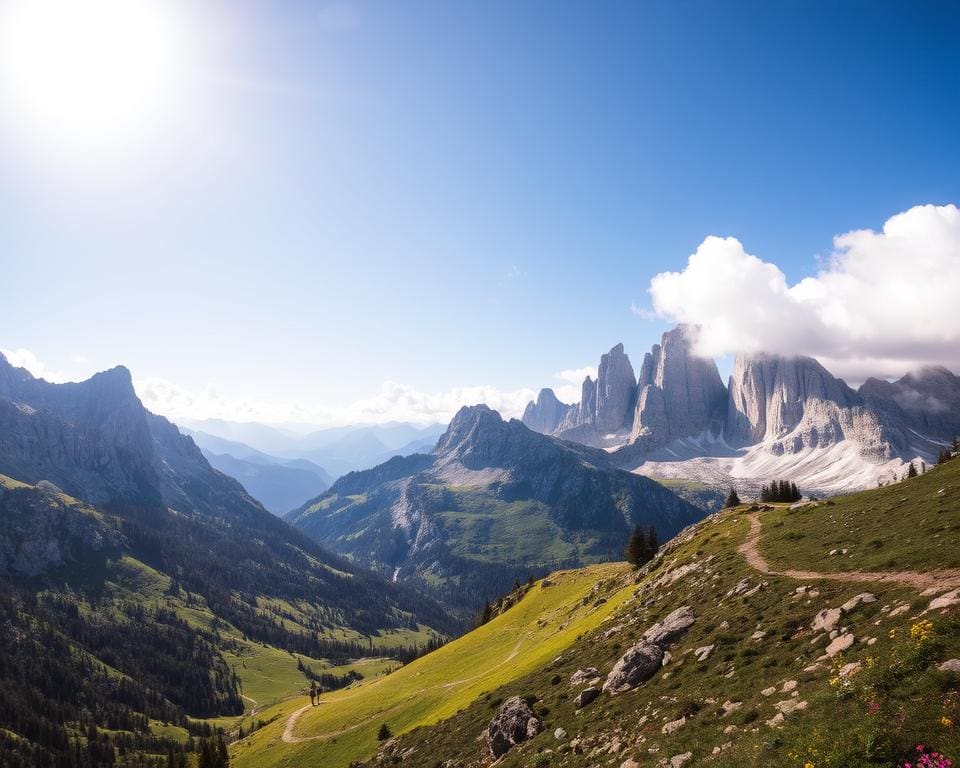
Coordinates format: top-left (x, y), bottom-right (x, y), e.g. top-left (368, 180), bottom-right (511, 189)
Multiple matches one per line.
top-left (766, 712), bottom-right (785, 728)
top-left (718, 620), bottom-right (730, 630)
top-left (603, 624), bottom-right (624, 639)
top-left (694, 644), bottom-right (714, 662)
top-left (839, 662), bottom-right (862, 679)
top-left (867, 637), bottom-right (877, 646)
top-left (712, 742), bottom-right (733, 754)
top-left (781, 680), bottom-right (798, 692)
top-left (723, 725), bottom-right (738, 734)
top-left (485, 696), bottom-right (542, 758)
top-left (823, 633), bottom-right (855, 657)
top-left (750, 630), bottom-right (766, 641)
top-left (928, 589), bottom-right (960, 612)
top-left (812, 607), bottom-right (843, 633)
top-left (575, 687), bottom-right (601, 708)
top-left (620, 760), bottom-right (640, 768)
top-left (829, 549), bottom-right (838, 556)
top-left (889, 605), bottom-right (910, 617)
top-left (656, 752), bottom-right (692, 768)
top-left (721, 700), bottom-right (742, 716)
top-left (642, 607), bottom-right (696, 646)
top-left (841, 593), bottom-right (877, 613)
top-left (727, 578), bottom-right (751, 596)
top-left (554, 727), bottom-right (567, 740)
top-left (774, 699), bottom-right (808, 715)
top-left (541, 578), bottom-right (555, 588)
top-left (604, 642), bottom-right (664, 694)
top-left (760, 686), bottom-right (776, 697)
top-left (661, 717), bottom-right (686, 735)
top-left (661, 650), bottom-right (673, 667)
top-left (938, 659), bottom-right (960, 674)
top-left (570, 668), bottom-right (599, 685)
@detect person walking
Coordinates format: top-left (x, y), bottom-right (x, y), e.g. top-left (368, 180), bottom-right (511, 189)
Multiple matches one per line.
top-left (309, 681), bottom-right (317, 707)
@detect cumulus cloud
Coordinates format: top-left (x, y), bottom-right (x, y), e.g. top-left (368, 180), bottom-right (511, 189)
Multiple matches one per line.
top-left (646, 203), bottom-right (960, 382)
top-left (135, 376), bottom-right (537, 426)
top-left (0, 347), bottom-right (67, 382)
top-left (551, 366), bottom-right (597, 403)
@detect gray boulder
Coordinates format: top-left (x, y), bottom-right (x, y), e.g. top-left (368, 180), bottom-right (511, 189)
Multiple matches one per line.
top-left (569, 667), bottom-right (599, 685)
top-left (485, 696), bottom-right (542, 758)
top-left (574, 686), bottom-right (600, 708)
top-left (603, 641), bottom-right (664, 694)
top-left (939, 659), bottom-right (960, 674)
top-left (642, 606), bottom-right (696, 646)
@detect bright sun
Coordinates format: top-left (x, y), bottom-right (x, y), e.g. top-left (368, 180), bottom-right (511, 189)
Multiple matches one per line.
top-left (1, 0), bottom-right (180, 148)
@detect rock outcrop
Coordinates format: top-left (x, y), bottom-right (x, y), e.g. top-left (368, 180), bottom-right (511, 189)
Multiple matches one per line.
top-left (485, 696), bottom-right (541, 758)
top-left (603, 641), bottom-right (664, 694)
top-left (521, 324), bottom-right (960, 494)
top-left (632, 327), bottom-right (726, 450)
top-left (595, 343), bottom-right (637, 434)
top-left (725, 353), bottom-right (901, 459)
top-left (522, 388), bottom-right (574, 435)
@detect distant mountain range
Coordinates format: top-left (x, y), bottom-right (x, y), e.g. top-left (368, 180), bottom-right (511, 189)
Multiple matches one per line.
top-left (177, 417), bottom-right (445, 479)
top-left (178, 428), bottom-right (335, 514)
top-left (523, 325), bottom-right (960, 494)
top-left (288, 405), bottom-right (706, 610)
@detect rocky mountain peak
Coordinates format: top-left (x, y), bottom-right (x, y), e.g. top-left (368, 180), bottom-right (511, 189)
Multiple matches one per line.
top-left (433, 404), bottom-right (506, 458)
top-left (630, 326), bottom-right (726, 450)
top-left (521, 388), bottom-right (573, 435)
top-left (594, 343), bottom-right (637, 434)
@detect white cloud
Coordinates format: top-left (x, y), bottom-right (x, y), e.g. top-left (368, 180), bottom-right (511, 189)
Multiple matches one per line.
top-left (0, 347), bottom-right (68, 382)
top-left (134, 376), bottom-right (537, 427)
top-left (551, 366), bottom-right (597, 403)
top-left (647, 203), bottom-right (960, 383)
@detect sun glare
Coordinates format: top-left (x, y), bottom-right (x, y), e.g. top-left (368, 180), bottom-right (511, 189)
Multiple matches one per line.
top-left (0, 0), bottom-right (181, 150)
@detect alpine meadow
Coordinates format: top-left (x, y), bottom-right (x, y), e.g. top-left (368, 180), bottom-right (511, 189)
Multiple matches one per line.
top-left (2, 2), bottom-right (960, 768)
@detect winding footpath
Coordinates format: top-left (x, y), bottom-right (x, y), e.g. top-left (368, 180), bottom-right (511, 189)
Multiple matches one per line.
top-left (738, 512), bottom-right (960, 591)
top-left (281, 637), bottom-right (525, 744)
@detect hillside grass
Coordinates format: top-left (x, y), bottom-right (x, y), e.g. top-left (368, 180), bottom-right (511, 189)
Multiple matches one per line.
top-left (335, 484), bottom-right (960, 768)
top-left (230, 562), bottom-right (636, 768)
top-left (761, 458), bottom-right (960, 572)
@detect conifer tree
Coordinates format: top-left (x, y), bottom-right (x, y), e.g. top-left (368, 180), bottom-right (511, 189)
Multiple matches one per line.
top-left (907, 462), bottom-right (918, 478)
top-left (377, 723), bottom-right (392, 741)
top-left (724, 488), bottom-right (741, 508)
top-left (646, 526), bottom-right (659, 558)
top-left (624, 525), bottom-right (652, 567)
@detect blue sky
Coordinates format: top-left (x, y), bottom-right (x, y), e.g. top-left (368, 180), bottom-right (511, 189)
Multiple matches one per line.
top-left (2, 0), bottom-right (959, 424)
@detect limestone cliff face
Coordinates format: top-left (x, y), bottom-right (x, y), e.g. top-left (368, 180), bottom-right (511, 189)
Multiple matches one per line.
top-left (594, 343), bottom-right (637, 434)
top-left (859, 366), bottom-right (960, 441)
top-left (0, 352), bottom-right (262, 517)
top-left (631, 327), bottom-right (727, 449)
top-left (724, 353), bottom-right (902, 459)
top-left (521, 388), bottom-right (574, 435)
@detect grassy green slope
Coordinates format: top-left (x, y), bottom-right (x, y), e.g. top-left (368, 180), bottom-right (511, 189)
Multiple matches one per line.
top-left (310, 459), bottom-right (960, 768)
top-left (761, 461), bottom-right (960, 572)
top-left (230, 563), bottom-right (637, 768)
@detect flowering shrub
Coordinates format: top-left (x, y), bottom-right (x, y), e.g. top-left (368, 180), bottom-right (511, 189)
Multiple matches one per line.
top-left (911, 620), bottom-right (935, 643)
top-left (902, 744), bottom-right (954, 767)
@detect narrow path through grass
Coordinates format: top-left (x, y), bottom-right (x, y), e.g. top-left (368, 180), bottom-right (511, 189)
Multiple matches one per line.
top-left (740, 511), bottom-right (960, 590)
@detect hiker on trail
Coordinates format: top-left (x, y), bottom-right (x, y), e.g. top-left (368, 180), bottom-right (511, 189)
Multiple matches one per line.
top-left (309, 682), bottom-right (317, 706)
